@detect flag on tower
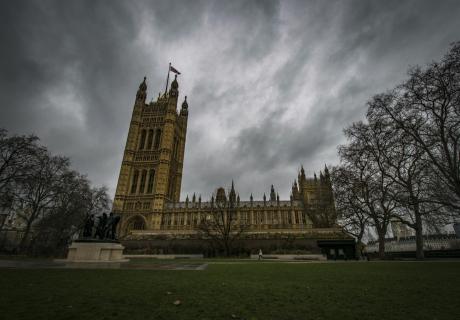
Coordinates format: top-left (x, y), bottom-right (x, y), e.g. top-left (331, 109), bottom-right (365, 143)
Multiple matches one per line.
top-left (169, 65), bottom-right (181, 74)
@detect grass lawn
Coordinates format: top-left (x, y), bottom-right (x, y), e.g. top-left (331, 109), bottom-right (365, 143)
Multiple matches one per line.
top-left (0, 260), bottom-right (459, 320)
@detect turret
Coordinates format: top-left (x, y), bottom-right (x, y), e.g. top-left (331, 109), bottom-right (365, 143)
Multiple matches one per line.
top-left (298, 165), bottom-right (306, 189)
top-left (180, 96), bottom-right (189, 117)
top-left (169, 74), bottom-right (179, 99)
top-left (324, 164), bottom-right (331, 184)
top-left (292, 180), bottom-right (300, 200)
top-left (216, 187), bottom-right (226, 203)
top-left (270, 185), bottom-right (276, 202)
top-left (136, 77), bottom-right (147, 104)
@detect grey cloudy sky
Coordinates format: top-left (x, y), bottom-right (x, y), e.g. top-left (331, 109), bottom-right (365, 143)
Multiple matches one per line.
top-left (1, 0), bottom-right (459, 200)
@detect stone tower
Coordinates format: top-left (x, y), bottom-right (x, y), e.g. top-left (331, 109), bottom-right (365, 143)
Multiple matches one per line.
top-left (113, 75), bottom-right (188, 230)
top-left (297, 165), bottom-right (336, 227)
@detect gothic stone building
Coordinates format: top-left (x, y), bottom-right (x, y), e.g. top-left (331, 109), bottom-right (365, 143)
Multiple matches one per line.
top-left (113, 76), bottom-right (354, 257)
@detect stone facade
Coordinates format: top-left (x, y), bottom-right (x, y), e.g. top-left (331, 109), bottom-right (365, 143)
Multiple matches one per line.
top-left (113, 77), bottom-right (348, 251)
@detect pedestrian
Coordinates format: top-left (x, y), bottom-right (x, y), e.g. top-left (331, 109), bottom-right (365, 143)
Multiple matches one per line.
top-left (258, 249), bottom-right (263, 260)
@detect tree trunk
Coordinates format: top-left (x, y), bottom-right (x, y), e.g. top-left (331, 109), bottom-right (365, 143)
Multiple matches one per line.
top-left (19, 220), bottom-right (33, 253)
top-left (378, 236), bottom-right (386, 259)
top-left (415, 213), bottom-right (424, 260)
top-left (375, 226), bottom-right (387, 259)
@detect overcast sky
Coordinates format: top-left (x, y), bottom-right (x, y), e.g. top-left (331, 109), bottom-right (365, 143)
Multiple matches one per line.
top-left (1, 0), bottom-right (459, 201)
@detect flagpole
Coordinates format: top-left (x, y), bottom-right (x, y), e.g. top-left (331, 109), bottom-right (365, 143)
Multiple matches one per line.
top-left (165, 62), bottom-right (171, 95)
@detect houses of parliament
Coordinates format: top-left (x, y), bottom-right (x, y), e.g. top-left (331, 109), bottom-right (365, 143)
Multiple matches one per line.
top-left (113, 74), bottom-right (352, 256)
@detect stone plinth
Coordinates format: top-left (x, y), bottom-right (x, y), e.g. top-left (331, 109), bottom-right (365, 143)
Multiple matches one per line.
top-left (66, 241), bottom-right (129, 262)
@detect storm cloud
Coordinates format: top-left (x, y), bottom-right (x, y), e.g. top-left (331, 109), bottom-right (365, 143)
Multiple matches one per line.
top-left (1, 0), bottom-right (459, 200)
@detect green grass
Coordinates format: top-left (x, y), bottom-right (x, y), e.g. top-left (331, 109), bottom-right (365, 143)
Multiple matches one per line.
top-left (0, 260), bottom-right (459, 320)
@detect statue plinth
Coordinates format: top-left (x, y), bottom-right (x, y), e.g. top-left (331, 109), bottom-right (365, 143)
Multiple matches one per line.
top-left (66, 240), bottom-right (129, 263)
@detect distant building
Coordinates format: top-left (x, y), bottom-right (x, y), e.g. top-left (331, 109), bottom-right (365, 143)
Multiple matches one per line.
top-left (112, 76), bottom-right (353, 257)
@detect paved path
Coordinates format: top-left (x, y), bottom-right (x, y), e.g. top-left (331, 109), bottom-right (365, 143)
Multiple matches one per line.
top-left (0, 259), bottom-right (208, 270)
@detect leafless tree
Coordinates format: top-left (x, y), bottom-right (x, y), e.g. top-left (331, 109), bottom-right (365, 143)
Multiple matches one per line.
top-left (197, 185), bottom-right (248, 257)
top-left (369, 95), bottom-right (449, 259)
top-left (0, 129), bottom-right (41, 228)
top-left (0, 128), bottom-right (110, 255)
top-left (338, 121), bottom-right (398, 258)
top-left (31, 173), bottom-right (110, 256)
top-left (13, 149), bottom-right (70, 251)
top-left (370, 42), bottom-right (460, 211)
top-left (331, 166), bottom-right (370, 248)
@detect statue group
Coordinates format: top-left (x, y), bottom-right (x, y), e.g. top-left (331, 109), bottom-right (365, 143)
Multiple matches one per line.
top-left (82, 212), bottom-right (121, 241)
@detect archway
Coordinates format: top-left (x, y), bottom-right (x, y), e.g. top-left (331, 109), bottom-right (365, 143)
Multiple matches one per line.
top-left (124, 215), bottom-right (147, 235)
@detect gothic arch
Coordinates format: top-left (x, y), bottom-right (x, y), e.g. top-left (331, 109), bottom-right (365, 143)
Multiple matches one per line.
top-left (123, 214), bottom-right (148, 235)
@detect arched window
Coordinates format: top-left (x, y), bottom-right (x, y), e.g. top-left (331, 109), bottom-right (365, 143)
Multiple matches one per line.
top-left (139, 170), bottom-right (147, 194)
top-left (139, 130), bottom-right (147, 150)
top-left (147, 169), bottom-right (155, 193)
top-left (130, 170), bottom-right (139, 194)
top-left (154, 129), bottom-right (162, 149)
top-left (146, 129), bottom-right (154, 150)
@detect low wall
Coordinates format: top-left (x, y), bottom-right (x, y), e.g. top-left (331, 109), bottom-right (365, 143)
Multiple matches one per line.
top-left (250, 254), bottom-right (326, 261)
top-left (125, 254), bottom-right (204, 259)
top-left (121, 238), bottom-right (324, 256)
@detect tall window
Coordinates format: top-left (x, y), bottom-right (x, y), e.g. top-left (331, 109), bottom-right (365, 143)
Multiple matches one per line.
top-left (139, 130), bottom-right (146, 150)
top-left (130, 170), bottom-right (139, 194)
top-left (147, 169), bottom-right (155, 193)
top-left (169, 178), bottom-right (174, 199)
top-left (154, 129), bottom-right (162, 149)
top-left (139, 170), bottom-right (147, 194)
top-left (146, 129), bottom-right (154, 150)
top-left (173, 137), bottom-right (178, 158)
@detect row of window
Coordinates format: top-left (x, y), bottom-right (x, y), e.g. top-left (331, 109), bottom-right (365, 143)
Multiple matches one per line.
top-left (131, 169), bottom-right (155, 194)
top-left (124, 201), bottom-right (151, 210)
top-left (142, 116), bottom-right (164, 124)
top-left (160, 211), bottom-right (307, 226)
top-left (139, 129), bottom-right (161, 150)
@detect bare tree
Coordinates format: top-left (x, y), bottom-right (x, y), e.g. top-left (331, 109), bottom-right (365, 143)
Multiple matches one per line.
top-left (369, 95), bottom-right (449, 259)
top-left (31, 173), bottom-right (110, 256)
top-left (14, 149), bottom-right (70, 251)
top-left (338, 121), bottom-right (398, 258)
top-left (197, 184), bottom-right (248, 257)
top-left (372, 42), bottom-right (460, 211)
top-left (0, 128), bottom-right (110, 255)
top-left (0, 129), bottom-right (41, 228)
top-left (331, 166), bottom-right (370, 248)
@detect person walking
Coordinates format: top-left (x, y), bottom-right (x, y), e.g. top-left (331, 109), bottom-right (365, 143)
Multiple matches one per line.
top-left (258, 249), bottom-right (263, 260)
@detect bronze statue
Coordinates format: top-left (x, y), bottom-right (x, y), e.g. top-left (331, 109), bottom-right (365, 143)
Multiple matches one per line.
top-left (95, 213), bottom-right (108, 239)
top-left (82, 214), bottom-right (94, 237)
top-left (87, 212), bottom-right (121, 240)
top-left (105, 212), bottom-right (121, 240)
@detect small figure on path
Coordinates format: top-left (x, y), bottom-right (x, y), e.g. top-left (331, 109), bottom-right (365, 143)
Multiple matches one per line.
top-left (258, 249), bottom-right (263, 260)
